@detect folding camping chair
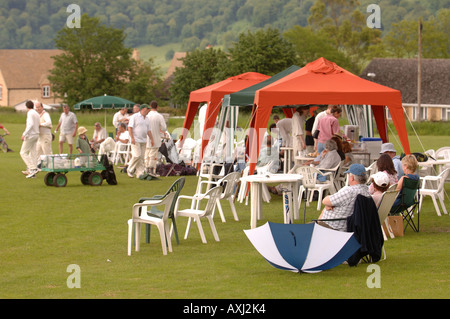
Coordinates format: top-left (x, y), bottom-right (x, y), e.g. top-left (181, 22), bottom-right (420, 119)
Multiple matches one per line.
top-left (390, 177), bottom-right (421, 232)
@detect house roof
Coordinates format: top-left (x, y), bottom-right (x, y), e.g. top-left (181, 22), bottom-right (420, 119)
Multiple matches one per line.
top-left (0, 49), bottom-right (61, 89)
top-left (360, 58), bottom-right (450, 105)
top-left (165, 52), bottom-right (186, 79)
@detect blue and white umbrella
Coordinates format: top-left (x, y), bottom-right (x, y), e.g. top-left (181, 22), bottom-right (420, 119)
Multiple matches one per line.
top-left (244, 222), bottom-right (361, 273)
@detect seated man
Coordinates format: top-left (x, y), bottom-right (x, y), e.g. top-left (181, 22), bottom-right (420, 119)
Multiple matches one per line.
top-left (90, 122), bottom-right (107, 152)
top-left (318, 163), bottom-right (371, 231)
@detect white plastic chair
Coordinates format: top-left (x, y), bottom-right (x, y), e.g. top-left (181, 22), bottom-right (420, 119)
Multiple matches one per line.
top-left (177, 138), bottom-right (197, 165)
top-left (174, 186), bottom-right (222, 243)
top-left (113, 142), bottom-right (132, 165)
top-left (198, 172), bottom-right (241, 222)
top-left (291, 165), bottom-right (331, 212)
top-left (365, 161), bottom-right (378, 177)
top-left (196, 160), bottom-right (225, 193)
top-left (327, 160), bottom-right (346, 192)
top-left (419, 168), bottom-right (449, 216)
top-left (419, 149), bottom-right (437, 176)
top-left (305, 161), bottom-right (341, 210)
top-left (335, 162), bottom-right (350, 190)
top-left (435, 147), bottom-right (450, 159)
top-left (435, 147), bottom-right (450, 180)
top-left (127, 192), bottom-right (176, 256)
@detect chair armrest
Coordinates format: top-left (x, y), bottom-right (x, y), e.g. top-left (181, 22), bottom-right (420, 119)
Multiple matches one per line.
top-left (319, 166), bottom-right (338, 176)
top-left (132, 198), bottom-right (167, 218)
top-left (175, 192), bottom-right (210, 212)
top-left (420, 175), bottom-right (440, 190)
top-left (138, 194), bottom-right (165, 202)
top-left (133, 198), bottom-right (165, 208)
top-left (421, 175), bottom-right (440, 182)
top-left (198, 180), bottom-right (220, 193)
top-left (199, 180), bottom-right (219, 187)
top-left (177, 193), bottom-right (208, 201)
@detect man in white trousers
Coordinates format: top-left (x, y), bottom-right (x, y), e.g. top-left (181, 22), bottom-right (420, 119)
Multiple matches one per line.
top-left (127, 104), bottom-right (154, 178)
top-left (35, 102), bottom-right (53, 160)
top-left (20, 101), bottom-right (40, 178)
top-left (146, 101), bottom-right (166, 176)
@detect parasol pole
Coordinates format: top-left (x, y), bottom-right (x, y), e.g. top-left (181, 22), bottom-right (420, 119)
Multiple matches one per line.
top-left (417, 18), bottom-right (422, 122)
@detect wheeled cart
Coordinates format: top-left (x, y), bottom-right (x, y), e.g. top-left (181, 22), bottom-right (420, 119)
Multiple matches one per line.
top-left (40, 154), bottom-right (111, 187)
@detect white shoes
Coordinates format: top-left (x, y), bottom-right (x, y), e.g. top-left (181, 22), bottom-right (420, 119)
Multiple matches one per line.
top-left (26, 169), bottom-right (38, 178)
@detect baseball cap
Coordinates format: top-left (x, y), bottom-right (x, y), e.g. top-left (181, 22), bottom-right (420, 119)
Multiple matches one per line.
top-left (370, 171), bottom-right (390, 187)
top-left (140, 104), bottom-right (150, 110)
top-left (344, 163), bottom-right (366, 176)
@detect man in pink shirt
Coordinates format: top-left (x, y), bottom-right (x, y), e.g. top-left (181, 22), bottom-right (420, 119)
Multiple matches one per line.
top-left (316, 105), bottom-right (342, 154)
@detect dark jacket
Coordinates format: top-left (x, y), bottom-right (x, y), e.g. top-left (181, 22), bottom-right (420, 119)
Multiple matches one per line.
top-left (346, 195), bottom-right (384, 266)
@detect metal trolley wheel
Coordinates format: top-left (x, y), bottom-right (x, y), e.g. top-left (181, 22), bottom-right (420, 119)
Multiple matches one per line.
top-left (88, 171), bottom-right (103, 186)
top-left (80, 171), bottom-right (92, 185)
top-left (44, 172), bottom-right (55, 186)
top-left (53, 173), bottom-right (68, 187)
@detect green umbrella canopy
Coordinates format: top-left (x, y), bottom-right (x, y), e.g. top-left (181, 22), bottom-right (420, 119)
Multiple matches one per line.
top-left (73, 95), bottom-right (136, 110)
top-left (222, 65), bottom-right (301, 107)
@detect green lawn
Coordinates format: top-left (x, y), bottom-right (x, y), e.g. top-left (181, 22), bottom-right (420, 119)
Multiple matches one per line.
top-left (0, 117), bottom-right (449, 300)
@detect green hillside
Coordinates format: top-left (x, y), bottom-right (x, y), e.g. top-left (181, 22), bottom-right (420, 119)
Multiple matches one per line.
top-left (0, 0), bottom-right (448, 51)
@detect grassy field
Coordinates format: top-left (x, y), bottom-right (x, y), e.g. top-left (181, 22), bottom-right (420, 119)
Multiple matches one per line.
top-left (137, 43), bottom-right (183, 74)
top-left (0, 112), bottom-right (449, 301)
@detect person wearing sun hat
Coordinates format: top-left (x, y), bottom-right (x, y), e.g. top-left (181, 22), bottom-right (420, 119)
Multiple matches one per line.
top-left (76, 126), bottom-right (91, 155)
top-left (318, 163), bottom-right (372, 231)
top-left (75, 126), bottom-right (93, 166)
top-left (380, 142), bottom-right (404, 179)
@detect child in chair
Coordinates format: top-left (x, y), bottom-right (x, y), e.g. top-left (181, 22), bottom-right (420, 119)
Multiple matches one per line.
top-left (392, 154), bottom-right (419, 207)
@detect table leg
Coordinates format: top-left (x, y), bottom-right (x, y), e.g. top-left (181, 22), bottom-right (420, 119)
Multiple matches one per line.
top-left (292, 182), bottom-right (299, 220)
top-left (281, 183), bottom-right (293, 224)
top-left (250, 182), bottom-right (262, 229)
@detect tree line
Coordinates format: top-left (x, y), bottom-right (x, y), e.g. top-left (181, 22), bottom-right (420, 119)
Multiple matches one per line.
top-left (0, 0), bottom-right (448, 50)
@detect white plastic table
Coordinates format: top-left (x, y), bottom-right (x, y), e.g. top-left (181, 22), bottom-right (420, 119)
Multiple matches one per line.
top-left (419, 159), bottom-right (450, 171)
top-left (240, 173), bottom-right (303, 229)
